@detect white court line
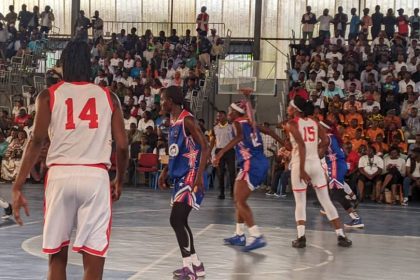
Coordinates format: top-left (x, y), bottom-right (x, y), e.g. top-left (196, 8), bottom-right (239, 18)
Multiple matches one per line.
top-left (127, 223), bottom-right (214, 280)
top-left (0, 220), bottom-right (41, 230)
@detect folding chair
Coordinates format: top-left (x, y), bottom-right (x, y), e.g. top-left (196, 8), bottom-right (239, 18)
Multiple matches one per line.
top-left (134, 153), bottom-right (159, 189)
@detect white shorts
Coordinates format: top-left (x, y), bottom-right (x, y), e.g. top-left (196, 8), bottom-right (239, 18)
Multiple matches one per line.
top-left (42, 165), bottom-right (111, 257)
top-left (291, 159), bottom-right (328, 192)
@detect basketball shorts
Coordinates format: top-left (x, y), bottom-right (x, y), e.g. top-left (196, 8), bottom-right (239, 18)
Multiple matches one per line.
top-left (236, 157), bottom-right (269, 191)
top-left (291, 159), bottom-right (328, 192)
top-left (42, 165), bottom-right (112, 257)
top-left (171, 172), bottom-right (207, 210)
top-left (326, 159), bottom-right (348, 189)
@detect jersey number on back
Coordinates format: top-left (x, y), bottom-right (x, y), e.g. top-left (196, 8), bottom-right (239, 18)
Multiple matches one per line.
top-left (303, 126), bottom-right (315, 142)
top-left (65, 98), bottom-right (99, 130)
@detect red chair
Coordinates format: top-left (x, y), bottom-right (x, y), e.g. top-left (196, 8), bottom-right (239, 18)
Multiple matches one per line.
top-left (135, 153), bottom-right (159, 189)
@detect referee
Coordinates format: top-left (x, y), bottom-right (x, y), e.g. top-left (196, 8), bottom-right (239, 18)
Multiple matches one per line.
top-left (210, 111), bottom-right (236, 199)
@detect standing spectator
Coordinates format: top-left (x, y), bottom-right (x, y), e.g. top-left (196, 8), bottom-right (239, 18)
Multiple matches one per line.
top-left (91, 10), bottom-right (103, 43)
top-left (383, 8), bottom-right (396, 39)
top-left (361, 8), bottom-right (372, 37)
top-left (261, 122), bottom-right (277, 189)
top-left (27, 6), bottom-right (40, 32)
top-left (396, 8), bottom-right (410, 37)
top-left (333, 6), bottom-right (348, 38)
top-left (357, 145), bottom-right (384, 201)
top-left (40, 6), bottom-right (54, 35)
top-left (409, 8), bottom-right (420, 38)
top-left (168, 29), bottom-right (179, 45)
top-left (5, 5), bottom-right (17, 28)
top-left (197, 31), bottom-right (212, 68)
top-left (301, 6), bottom-right (316, 41)
top-left (18, 4), bottom-right (32, 31)
top-left (318, 9), bottom-right (333, 41)
top-left (74, 10), bottom-right (90, 42)
top-left (403, 147), bottom-right (420, 205)
top-left (371, 5), bottom-right (384, 39)
top-left (348, 8), bottom-right (361, 41)
top-left (210, 111), bottom-right (236, 199)
top-left (0, 23), bottom-right (9, 59)
top-left (208, 29), bottom-right (219, 45)
top-left (196, 6), bottom-right (209, 34)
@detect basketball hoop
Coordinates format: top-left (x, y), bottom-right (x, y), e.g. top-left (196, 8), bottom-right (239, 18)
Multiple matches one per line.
top-left (238, 87), bottom-right (254, 97)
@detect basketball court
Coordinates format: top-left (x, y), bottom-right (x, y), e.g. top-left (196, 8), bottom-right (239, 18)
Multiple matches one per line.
top-left (1, 184), bottom-right (419, 280)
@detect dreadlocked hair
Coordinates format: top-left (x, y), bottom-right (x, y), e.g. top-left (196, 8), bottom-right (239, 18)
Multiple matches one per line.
top-left (61, 40), bottom-right (92, 82)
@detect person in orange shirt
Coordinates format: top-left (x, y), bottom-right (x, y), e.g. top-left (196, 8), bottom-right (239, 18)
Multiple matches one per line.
top-left (343, 94), bottom-right (362, 113)
top-left (326, 107), bottom-right (345, 125)
top-left (345, 118), bottom-right (362, 140)
top-left (351, 128), bottom-right (367, 152)
top-left (391, 134), bottom-right (408, 154)
top-left (366, 120), bottom-right (384, 142)
top-left (384, 109), bottom-right (402, 129)
top-left (344, 106), bottom-right (364, 126)
top-left (371, 134), bottom-right (389, 155)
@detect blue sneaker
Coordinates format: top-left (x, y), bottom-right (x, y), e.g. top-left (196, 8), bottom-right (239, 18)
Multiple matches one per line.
top-left (242, 235), bottom-right (267, 252)
top-left (224, 234), bottom-right (246, 246)
top-left (344, 218), bottom-right (364, 229)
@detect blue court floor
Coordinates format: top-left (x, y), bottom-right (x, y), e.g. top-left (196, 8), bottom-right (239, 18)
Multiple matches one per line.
top-left (1, 184), bottom-right (420, 280)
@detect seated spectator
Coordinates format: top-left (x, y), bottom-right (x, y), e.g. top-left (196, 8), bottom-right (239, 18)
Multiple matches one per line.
top-left (409, 133), bottom-right (420, 155)
top-left (127, 123), bottom-right (142, 145)
top-left (382, 75), bottom-right (399, 97)
top-left (394, 54), bottom-right (408, 74)
top-left (401, 90), bottom-right (419, 120)
top-left (310, 92), bottom-right (325, 110)
top-left (139, 135), bottom-right (151, 154)
top-left (157, 116), bottom-right (170, 140)
top-left (343, 94), bottom-right (362, 112)
top-left (346, 83), bottom-right (363, 100)
top-left (288, 82), bottom-right (309, 101)
top-left (120, 71), bottom-right (134, 87)
top-left (1, 130), bottom-right (27, 182)
top-left (381, 95), bottom-right (400, 116)
top-left (311, 61), bottom-right (327, 81)
top-left (123, 110), bottom-right (138, 131)
top-left (358, 145), bottom-right (384, 201)
top-left (405, 107), bottom-right (420, 139)
top-left (172, 71), bottom-right (183, 87)
top-left (325, 45), bottom-right (343, 63)
top-left (403, 147), bottom-right (420, 205)
top-left (362, 95), bottom-right (380, 113)
top-left (363, 73), bottom-right (381, 92)
top-left (372, 133), bottom-right (389, 155)
top-left (305, 70), bottom-right (318, 93)
top-left (138, 111), bottom-right (155, 133)
top-left (323, 81), bottom-right (344, 100)
top-left (130, 60), bottom-right (143, 78)
top-left (366, 120), bottom-right (384, 141)
top-left (312, 106), bottom-right (324, 121)
top-left (351, 128), bottom-right (367, 152)
top-left (153, 137), bottom-right (168, 156)
top-left (328, 70), bottom-right (345, 90)
top-left (139, 87), bottom-right (154, 111)
top-left (94, 69), bottom-right (109, 86)
top-left (345, 118), bottom-right (361, 140)
top-left (211, 38), bottom-right (224, 60)
top-left (328, 94), bottom-right (343, 111)
top-left (399, 73), bottom-right (416, 95)
top-left (0, 111), bottom-right (12, 133)
top-left (327, 58), bottom-right (344, 78)
top-left (145, 126), bottom-right (158, 151)
top-left (367, 106), bottom-right (384, 123)
top-left (391, 134), bottom-right (408, 154)
top-left (123, 52), bottom-right (134, 70)
top-left (378, 146), bottom-right (406, 204)
top-left (345, 72), bottom-right (362, 91)
top-left (110, 52), bottom-right (122, 67)
top-left (363, 85), bottom-right (381, 102)
top-left (345, 106), bottom-right (364, 125)
top-left (14, 108), bottom-right (30, 128)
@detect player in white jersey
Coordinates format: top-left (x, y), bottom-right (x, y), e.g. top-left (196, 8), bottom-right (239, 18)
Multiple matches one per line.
top-left (11, 41), bottom-right (128, 279)
top-left (286, 96), bottom-right (352, 248)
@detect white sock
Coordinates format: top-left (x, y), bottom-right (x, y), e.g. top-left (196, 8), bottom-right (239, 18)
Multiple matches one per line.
top-left (190, 253), bottom-right (201, 266)
top-left (335, 228), bottom-right (345, 237)
top-left (248, 225), bottom-right (261, 237)
top-left (349, 212), bottom-right (359, 220)
top-left (182, 256), bottom-right (193, 270)
top-left (0, 198), bottom-right (9, 209)
top-left (297, 225), bottom-right (305, 238)
top-left (236, 223), bottom-right (245, 235)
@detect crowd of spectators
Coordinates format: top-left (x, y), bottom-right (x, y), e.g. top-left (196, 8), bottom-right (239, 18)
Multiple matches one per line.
top-left (282, 5), bottom-right (420, 205)
top-left (0, 4), bottom-right (226, 185)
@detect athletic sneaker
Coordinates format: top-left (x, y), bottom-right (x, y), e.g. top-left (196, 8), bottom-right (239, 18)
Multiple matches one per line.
top-left (173, 263), bottom-right (205, 277)
top-left (2, 204), bottom-right (12, 220)
top-left (337, 235), bottom-right (352, 247)
top-left (224, 234), bottom-right (246, 246)
top-left (401, 197), bottom-right (409, 206)
top-left (292, 235), bottom-right (306, 248)
top-left (265, 191), bottom-right (275, 196)
top-left (242, 235), bottom-right (267, 252)
top-left (176, 267), bottom-right (197, 280)
top-left (344, 218), bottom-right (364, 229)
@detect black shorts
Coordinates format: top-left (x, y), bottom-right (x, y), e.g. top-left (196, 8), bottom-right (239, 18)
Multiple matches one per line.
top-left (358, 174), bottom-right (381, 183)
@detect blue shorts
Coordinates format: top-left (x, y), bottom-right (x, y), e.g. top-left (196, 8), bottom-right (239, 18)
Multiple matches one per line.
top-left (170, 173), bottom-right (207, 210)
top-left (236, 157), bottom-right (269, 191)
top-left (327, 160), bottom-right (348, 189)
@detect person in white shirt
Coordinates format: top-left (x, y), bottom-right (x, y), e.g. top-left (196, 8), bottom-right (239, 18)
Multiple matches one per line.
top-left (398, 72), bottom-right (416, 94)
top-left (166, 60), bottom-right (176, 80)
top-left (403, 147), bottom-right (420, 205)
top-left (123, 53), bottom-right (134, 69)
top-left (317, 9), bottom-right (333, 40)
top-left (358, 145), bottom-right (384, 201)
top-left (138, 87), bottom-right (154, 110)
top-left (325, 46), bottom-right (343, 63)
top-left (362, 96), bottom-right (381, 113)
top-left (330, 30), bottom-right (344, 45)
top-left (328, 71), bottom-right (345, 90)
top-left (119, 71), bottom-right (133, 87)
top-left (208, 29), bottom-right (219, 45)
top-left (110, 52), bottom-right (122, 67)
top-left (394, 54), bottom-right (408, 74)
top-left (177, 61), bottom-right (189, 80)
top-left (94, 70), bottom-right (109, 86)
top-left (379, 147), bottom-right (406, 204)
top-left (137, 111), bottom-right (155, 133)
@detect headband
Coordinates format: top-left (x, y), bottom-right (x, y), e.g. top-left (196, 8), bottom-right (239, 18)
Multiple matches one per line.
top-left (290, 100), bottom-right (302, 112)
top-left (319, 121), bottom-right (331, 130)
top-left (230, 103), bottom-right (245, 114)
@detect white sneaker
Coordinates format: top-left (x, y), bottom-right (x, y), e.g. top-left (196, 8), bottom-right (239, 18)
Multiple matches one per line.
top-left (401, 197), bottom-right (408, 206)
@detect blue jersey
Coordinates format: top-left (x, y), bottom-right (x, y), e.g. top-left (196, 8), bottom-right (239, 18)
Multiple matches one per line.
top-left (326, 133), bottom-right (348, 188)
top-left (168, 110), bottom-right (202, 183)
top-left (234, 118), bottom-right (266, 164)
top-left (326, 134), bottom-right (346, 165)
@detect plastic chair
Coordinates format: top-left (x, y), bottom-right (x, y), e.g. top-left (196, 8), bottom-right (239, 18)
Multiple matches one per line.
top-left (135, 153), bottom-right (159, 189)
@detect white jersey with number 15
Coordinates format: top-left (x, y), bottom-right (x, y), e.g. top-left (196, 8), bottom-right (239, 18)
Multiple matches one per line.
top-left (289, 117), bottom-right (320, 164)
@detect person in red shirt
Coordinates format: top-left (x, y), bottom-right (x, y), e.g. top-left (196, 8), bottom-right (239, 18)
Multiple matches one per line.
top-left (288, 82), bottom-right (309, 101)
top-left (396, 8), bottom-right (409, 37)
top-left (14, 108), bottom-right (30, 128)
top-left (196, 6), bottom-right (209, 34)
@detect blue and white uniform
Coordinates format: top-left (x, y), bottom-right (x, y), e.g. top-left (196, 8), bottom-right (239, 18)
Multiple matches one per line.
top-left (234, 117), bottom-right (269, 190)
top-left (325, 133), bottom-right (348, 189)
top-left (168, 110), bottom-right (206, 209)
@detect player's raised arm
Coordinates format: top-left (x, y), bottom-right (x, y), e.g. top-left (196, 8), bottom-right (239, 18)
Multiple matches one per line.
top-left (110, 93), bottom-right (129, 201)
top-left (184, 116), bottom-right (209, 193)
top-left (257, 124), bottom-right (284, 146)
top-left (12, 89), bottom-right (51, 225)
top-left (213, 121), bottom-right (243, 166)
